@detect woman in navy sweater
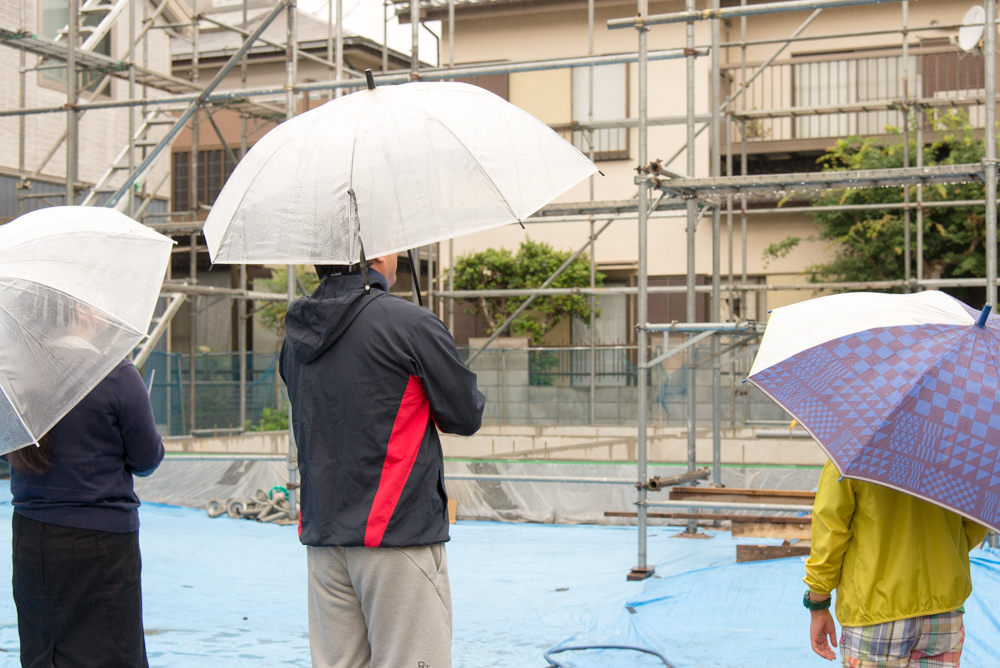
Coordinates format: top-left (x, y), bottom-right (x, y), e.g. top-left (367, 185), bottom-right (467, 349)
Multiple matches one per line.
top-left (7, 358), bottom-right (164, 668)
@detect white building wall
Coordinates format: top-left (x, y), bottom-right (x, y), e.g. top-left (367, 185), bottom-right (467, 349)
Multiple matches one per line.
top-left (0, 0), bottom-right (173, 203)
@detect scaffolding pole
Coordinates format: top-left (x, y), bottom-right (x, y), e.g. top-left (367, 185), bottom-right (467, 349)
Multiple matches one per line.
top-left (286, 0), bottom-right (299, 522)
top-left (684, 0), bottom-right (698, 540)
top-left (66, 0), bottom-right (78, 205)
top-left (710, 0), bottom-right (722, 488)
top-left (608, 0), bottom-right (908, 29)
top-left (628, 0), bottom-right (652, 583)
top-left (986, 0), bottom-right (999, 551)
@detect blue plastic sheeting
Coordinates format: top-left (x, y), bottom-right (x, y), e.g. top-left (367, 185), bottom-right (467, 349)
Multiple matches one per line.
top-left (621, 553), bottom-right (1000, 668)
top-left (1, 480), bottom-right (999, 667)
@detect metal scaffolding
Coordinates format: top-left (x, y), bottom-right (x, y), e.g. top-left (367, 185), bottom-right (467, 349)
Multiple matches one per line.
top-left (3, 0), bottom-right (998, 554)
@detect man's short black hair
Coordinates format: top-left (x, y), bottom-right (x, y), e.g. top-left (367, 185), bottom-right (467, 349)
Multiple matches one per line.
top-left (314, 264), bottom-right (355, 279)
top-left (315, 258), bottom-right (377, 279)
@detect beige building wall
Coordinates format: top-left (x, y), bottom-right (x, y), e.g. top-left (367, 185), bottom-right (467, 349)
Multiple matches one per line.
top-left (435, 0), bottom-right (978, 311)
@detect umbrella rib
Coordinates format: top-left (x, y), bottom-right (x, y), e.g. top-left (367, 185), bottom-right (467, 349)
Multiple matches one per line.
top-left (212, 129), bottom-right (307, 260)
top-left (976, 325), bottom-right (1000, 386)
top-left (0, 299), bottom-right (141, 444)
top-left (0, 376), bottom-right (39, 448)
top-left (344, 102), bottom-right (368, 264)
top-left (425, 116), bottom-right (520, 223)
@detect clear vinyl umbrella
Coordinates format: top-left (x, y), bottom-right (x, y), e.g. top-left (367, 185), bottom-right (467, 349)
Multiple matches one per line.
top-left (0, 206), bottom-right (173, 454)
top-left (204, 72), bottom-right (599, 267)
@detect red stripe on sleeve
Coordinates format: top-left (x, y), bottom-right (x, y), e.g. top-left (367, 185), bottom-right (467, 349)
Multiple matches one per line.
top-left (363, 375), bottom-right (430, 547)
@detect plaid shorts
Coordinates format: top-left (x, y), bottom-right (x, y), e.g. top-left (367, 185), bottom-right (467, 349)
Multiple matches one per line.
top-left (840, 611), bottom-right (965, 668)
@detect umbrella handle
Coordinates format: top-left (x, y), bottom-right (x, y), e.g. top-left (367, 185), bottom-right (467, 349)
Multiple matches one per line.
top-left (408, 249), bottom-right (423, 307)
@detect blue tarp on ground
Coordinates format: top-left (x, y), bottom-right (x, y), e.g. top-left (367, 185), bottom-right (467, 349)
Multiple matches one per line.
top-left (0, 481), bottom-right (998, 667)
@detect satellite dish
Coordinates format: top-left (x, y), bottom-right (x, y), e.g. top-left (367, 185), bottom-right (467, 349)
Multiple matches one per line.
top-left (958, 5), bottom-right (986, 53)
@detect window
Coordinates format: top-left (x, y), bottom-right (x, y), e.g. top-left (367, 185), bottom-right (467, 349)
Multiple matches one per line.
top-left (454, 73), bottom-right (509, 100)
top-left (40, 0), bottom-right (112, 96)
top-left (172, 150), bottom-right (237, 212)
top-left (571, 63), bottom-right (628, 161)
top-left (172, 152), bottom-right (189, 212)
top-left (921, 39), bottom-right (986, 128)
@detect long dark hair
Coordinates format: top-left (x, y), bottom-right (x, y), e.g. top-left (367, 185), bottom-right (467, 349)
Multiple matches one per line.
top-left (7, 433), bottom-right (54, 474)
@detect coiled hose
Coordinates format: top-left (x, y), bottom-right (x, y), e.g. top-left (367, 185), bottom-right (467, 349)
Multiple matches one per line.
top-left (544, 644), bottom-right (674, 668)
top-left (205, 488), bottom-right (290, 523)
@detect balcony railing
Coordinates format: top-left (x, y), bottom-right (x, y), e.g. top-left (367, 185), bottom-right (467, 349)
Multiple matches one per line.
top-left (722, 44), bottom-right (988, 144)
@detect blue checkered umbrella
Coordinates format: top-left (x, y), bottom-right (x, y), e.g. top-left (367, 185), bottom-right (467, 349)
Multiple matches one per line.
top-left (748, 290), bottom-right (998, 532)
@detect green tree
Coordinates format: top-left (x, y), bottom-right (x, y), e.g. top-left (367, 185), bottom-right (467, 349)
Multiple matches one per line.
top-left (245, 406), bottom-right (289, 432)
top-left (256, 265), bottom-right (322, 335)
top-left (764, 112), bottom-right (996, 303)
top-left (452, 238), bottom-right (603, 346)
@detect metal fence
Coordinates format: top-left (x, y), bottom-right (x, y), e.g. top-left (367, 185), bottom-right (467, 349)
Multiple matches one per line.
top-left (461, 344), bottom-right (789, 428)
top-left (142, 344), bottom-right (790, 436)
top-left (143, 351), bottom-right (283, 437)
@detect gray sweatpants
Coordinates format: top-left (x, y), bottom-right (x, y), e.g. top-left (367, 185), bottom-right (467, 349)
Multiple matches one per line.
top-left (306, 543), bottom-right (452, 668)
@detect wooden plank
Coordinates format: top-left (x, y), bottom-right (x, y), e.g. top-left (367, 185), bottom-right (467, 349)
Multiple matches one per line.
top-left (731, 519), bottom-right (811, 540)
top-left (671, 487), bottom-right (816, 499)
top-left (736, 543), bottom-right (811, 563)
top-left (604, 511), bottom-right (812, 524)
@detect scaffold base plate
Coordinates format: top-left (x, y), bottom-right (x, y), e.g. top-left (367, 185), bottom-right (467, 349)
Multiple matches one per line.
top-left (627, 566), bottom-right (656, 581)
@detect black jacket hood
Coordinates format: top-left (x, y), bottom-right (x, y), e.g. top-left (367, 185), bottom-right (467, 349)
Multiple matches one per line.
top-left (283, 270), bottom-right (389, 365)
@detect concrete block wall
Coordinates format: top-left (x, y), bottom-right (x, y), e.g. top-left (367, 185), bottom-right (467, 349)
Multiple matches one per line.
top-left (166, 426), bottom-right (827, 468)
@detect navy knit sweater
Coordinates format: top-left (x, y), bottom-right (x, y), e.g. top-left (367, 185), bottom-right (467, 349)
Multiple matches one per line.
top-left (10, 359), bottom-right (164, 533)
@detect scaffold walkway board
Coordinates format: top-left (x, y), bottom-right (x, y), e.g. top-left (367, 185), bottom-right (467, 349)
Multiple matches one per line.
top-left (0, 29), bottom-right (284, 120)
top-left (0, 28), bottom-right (125, 72)
top-left (657, 163), bottom-right (984, 200)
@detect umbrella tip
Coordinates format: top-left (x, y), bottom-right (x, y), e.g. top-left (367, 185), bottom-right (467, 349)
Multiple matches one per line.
top-left (365, 69), bottom-right (376, 91)
top-left (977, 303), bottom-right (992, 327)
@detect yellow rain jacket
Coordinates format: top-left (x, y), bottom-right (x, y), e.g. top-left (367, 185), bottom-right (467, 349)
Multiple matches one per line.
top-left (804, 460), bottom-right (989, 627)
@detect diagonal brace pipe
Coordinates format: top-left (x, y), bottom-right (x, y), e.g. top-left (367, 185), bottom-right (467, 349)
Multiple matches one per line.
top-left (661, 9), bottom-right (822, 172)
top-left (133, 292), bottom-right (186, 368)
top-left (105, 0), bottom-right (290, 208)
top-left (644, 329), bottom-right (715, 369)
top-left (466, 218), bottom-right (614, 365)
top-left (29, 0), bottom-right (173, 179)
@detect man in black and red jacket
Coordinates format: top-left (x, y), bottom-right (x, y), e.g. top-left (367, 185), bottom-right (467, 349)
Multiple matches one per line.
top-left (279, 253), bottom-right (485, 668)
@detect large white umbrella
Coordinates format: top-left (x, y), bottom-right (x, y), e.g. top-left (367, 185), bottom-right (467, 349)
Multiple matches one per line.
top-left (204, 74), bottom-right (599, 266)
top-left (0, 207), bottom-right (173, 454)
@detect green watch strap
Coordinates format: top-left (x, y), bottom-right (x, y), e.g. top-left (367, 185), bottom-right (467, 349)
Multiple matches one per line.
top-left (803, 590), bottom-right (832, 611)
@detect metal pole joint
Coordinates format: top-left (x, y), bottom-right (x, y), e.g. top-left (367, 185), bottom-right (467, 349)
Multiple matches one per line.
top-left (639, 467), bottom-right (711, 491)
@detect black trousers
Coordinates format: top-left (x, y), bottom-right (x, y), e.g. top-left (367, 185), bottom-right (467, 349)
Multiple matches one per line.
top-left (11, 513), bottom-right (149, 668)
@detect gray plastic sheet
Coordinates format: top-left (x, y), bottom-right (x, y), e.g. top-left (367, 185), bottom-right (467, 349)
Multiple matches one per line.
top-left (443, 460), bottom-right (822, 524)
top-left (133, 457), bottom-right (289, 509)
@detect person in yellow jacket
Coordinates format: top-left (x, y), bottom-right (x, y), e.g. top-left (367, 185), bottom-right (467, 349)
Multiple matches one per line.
top-left (804, 460), bottom-right (989, 666)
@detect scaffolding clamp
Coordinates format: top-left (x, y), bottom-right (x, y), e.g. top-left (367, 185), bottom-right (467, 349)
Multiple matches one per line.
top-left (637, 467), bottom-right (711, 491)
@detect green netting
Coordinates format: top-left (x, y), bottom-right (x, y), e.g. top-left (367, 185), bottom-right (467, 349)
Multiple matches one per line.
top-left (142, 351), bottom-right (282, 436)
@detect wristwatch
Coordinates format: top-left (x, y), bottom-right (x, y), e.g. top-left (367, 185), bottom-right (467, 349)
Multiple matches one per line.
top-left (803, 590), bottom-right (832, 611)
